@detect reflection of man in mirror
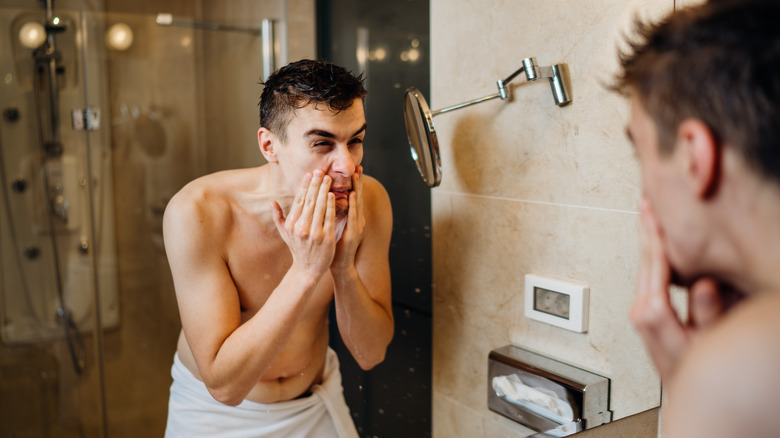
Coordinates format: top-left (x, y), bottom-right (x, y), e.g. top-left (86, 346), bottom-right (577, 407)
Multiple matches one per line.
top-left (162, 59), bottom-right (393, 437)
top-left (613, 1), bottom-right (780, 436)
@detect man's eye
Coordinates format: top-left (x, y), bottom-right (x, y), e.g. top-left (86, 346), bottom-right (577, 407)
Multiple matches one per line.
top-left (349, 138), bottom-right (364, 146)
top-left (314, 141), bottom-right (332, 147)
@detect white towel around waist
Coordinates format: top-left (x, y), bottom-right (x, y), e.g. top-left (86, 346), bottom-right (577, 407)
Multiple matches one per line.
top-left (165, 347), bottom-right (358, 438)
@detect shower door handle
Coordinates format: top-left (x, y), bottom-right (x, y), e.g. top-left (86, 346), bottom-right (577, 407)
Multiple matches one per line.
top-left (262, 19), bottom-right (275, 81)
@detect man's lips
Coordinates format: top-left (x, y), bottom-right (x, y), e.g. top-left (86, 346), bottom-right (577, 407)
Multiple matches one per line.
top-left (330, 187), bottom-right (351, 199)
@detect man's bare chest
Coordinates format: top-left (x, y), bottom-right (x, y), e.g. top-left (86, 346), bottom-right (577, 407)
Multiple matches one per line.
top-left (223, 217), bottom-right (334, 315)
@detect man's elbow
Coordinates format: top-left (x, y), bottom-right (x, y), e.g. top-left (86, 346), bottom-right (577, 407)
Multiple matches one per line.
top-left (357, 350), bottom-right (387, 371)
top-left (356, 336), bottom-right (392, 370)
top-left (206, 382), bottom-right (246, 407)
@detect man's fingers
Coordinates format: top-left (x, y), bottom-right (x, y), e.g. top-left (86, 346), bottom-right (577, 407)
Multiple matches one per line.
top-left (310, 175), bottom-right (332, 233)
top-left (287, 172), bottom-right (313, 224)
top-left (355, 166), bottom-right (364, 221)
top-left (632, 195), bottom-right (690, 381)
top-left (324, 192), bottom-right (336, 233)
top-left (688, 278), bottom-right (723, 330)
top-left (296, 170), bottom-right (326, 234)
top-left (271, 200), bottom-right (286, 236)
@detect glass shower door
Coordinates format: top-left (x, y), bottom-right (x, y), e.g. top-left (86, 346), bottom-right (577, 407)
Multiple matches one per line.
top-left (1, 1), bottom-right (289, 435)
top-left (0, 6), bottom-right (118, 436)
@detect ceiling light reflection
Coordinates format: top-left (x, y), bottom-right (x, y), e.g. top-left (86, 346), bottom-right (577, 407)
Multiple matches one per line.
top-left (19, 21), bottom-right (47, 49)
top-left (106, 22), bottom-right (134, 51)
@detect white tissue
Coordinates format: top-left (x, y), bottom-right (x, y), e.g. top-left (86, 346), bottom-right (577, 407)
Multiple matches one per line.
top-left (492, 374), bottom-right (574, 425)
top-left (334, 217), bottom-right (348, 242)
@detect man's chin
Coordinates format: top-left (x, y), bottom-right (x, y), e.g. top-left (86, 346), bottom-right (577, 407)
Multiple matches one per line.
top-left (335, 198), bottom-right (349, 218)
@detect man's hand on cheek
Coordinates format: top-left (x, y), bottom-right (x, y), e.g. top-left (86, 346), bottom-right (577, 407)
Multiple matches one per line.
top-left (331, 166), bottom-right (365, 273)
top-left (271, 169), bottom-right (337, 279)
top-left (630, 197), bottom-right (727, 383)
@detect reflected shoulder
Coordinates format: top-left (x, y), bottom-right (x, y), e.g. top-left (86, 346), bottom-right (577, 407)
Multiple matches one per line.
top-left (362, 174), bottom-right (392, 220)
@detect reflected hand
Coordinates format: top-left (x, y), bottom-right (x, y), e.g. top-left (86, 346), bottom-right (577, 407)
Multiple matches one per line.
top-left (331, 166), bottom-right (365, 273)
top-left (272, 169), bottom-right (336, 279)
top-left (630, 196), bottom-right (726, 383)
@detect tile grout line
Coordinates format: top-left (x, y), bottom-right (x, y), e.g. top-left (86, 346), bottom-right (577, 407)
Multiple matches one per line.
top-left (433, 189), bottom-right (639, 215)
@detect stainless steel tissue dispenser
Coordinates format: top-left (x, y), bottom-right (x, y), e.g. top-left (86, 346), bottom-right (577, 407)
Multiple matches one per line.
top-left (488, 345), bottom-right (612, 435)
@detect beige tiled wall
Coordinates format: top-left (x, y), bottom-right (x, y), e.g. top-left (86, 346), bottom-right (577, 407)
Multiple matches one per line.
top-left (430, 1), bottom-right (675, 436)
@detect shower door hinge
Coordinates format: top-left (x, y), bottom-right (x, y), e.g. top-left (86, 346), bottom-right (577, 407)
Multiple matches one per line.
top-left (71, 108), bottom-right (101, 131)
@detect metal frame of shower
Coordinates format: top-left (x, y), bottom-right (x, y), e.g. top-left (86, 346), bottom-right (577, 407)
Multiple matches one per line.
top-left (155, 13), bottom-right (277, 81)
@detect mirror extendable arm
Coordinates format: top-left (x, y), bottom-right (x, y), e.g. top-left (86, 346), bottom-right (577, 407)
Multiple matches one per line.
top-left (430, 78), bottom-right (510, 117)
top-left (430, 57), bottom-right (571, 117)
top-left (404, 56), bottom-right (572, 188)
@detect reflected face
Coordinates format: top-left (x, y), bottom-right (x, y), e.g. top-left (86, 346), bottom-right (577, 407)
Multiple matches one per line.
top-left (275, 100), bottom-right (366, 218)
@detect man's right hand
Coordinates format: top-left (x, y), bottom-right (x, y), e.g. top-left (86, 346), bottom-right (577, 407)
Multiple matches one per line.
top-left (272, 169), bottom-right (337, 280)
top-left (630, 196), bottom-right (726, 384)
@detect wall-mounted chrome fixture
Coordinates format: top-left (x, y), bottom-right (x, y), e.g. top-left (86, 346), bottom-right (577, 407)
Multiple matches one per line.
top-left (155, 13), bottom-right (276, 81)
top-left (403, 57), bottom-right (571, 187)
top-left (488, 345), bottom-right (611, 436)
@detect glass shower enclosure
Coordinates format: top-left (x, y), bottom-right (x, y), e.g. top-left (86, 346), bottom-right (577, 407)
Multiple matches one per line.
top-left (0, 1), bottom-right (279, 435)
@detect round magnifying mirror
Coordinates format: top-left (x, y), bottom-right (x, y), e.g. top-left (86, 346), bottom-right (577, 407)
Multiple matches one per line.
top-left (403, 87), bottom-right (441, 187)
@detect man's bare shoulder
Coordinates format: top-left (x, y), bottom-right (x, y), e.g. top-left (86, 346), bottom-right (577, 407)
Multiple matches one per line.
top-left (664, 293), bottom-right (780, 437)
top-left (361, 174), bottom-right (392, 231)
top-left (361, 175), bottom-right (391, 212)
top-left (164, 168), bottom-right (265, 238)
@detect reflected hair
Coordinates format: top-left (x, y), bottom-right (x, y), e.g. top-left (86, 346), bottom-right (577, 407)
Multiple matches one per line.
top-left (259, 59), bottom-right (367, 142)
top-left (611, 0), bottom-right (780, 183)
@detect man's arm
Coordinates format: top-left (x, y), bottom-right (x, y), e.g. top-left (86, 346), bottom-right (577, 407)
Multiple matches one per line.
top-left (163, 172), bottom-right (336, 406)
top-left (330, 169), bottom-right (394, 370)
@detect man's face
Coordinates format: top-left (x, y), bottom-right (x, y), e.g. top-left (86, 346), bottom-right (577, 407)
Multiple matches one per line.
top-left (627, 95), bottom-right (698, 283)
top-left (276, 99), bottom-right (366, 218)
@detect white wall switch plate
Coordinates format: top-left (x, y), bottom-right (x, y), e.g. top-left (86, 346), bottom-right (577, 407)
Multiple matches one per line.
top-left (524, 274), bottom-right (589, 333)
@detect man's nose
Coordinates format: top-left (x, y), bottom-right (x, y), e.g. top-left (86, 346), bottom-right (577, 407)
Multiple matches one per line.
top-left (331, 145), bottom-right (356, 176)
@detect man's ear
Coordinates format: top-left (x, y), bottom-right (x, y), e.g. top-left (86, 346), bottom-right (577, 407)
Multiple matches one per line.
top-left (258, 127), bottom-right (278, 163)
top-left (678, 118), bottom-right (720, 199)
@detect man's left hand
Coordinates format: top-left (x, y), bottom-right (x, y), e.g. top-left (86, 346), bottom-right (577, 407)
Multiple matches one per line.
top-left (331, 166), bottom-right (365, 272)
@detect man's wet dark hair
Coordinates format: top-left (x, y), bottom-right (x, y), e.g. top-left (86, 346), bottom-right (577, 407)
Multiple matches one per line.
top-left (612, 0), bottom-right (780, 183)
top-left (259, 59), bottom-right (367, 142)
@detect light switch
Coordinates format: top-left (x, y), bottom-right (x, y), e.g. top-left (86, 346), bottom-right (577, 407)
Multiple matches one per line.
top-left (524, 274), bottom-right (589, 333)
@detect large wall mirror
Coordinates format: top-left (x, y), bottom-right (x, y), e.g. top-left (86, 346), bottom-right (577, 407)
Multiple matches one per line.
top-left (0, 0), bottom-right (662, 436)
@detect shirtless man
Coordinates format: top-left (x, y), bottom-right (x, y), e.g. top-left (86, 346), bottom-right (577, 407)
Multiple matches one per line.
top-left (613, 1), bottom-right (780, 436)
top-left (163, 59), bottom-right (393, 437)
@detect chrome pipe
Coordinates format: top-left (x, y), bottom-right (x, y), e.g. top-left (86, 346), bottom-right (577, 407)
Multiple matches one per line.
top-left (155, 13), bottom-right (261, 35)
top-left (431, 92), bottom-right (502, 117)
